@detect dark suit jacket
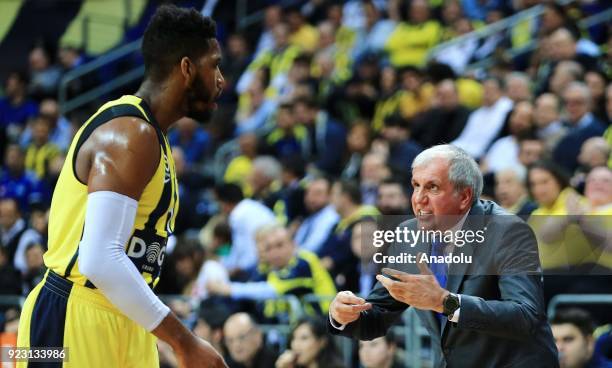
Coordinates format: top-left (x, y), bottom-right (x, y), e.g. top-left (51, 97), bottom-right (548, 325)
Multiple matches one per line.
top-left (329, 200), bottom-right (559, 368)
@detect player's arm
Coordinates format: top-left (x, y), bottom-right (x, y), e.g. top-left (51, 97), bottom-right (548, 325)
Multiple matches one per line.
top-left (76, 117), bottom-right (226, 367)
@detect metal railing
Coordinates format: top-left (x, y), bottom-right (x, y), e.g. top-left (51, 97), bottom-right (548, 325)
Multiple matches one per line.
top-left (547, 294), bottom-right (612, 319)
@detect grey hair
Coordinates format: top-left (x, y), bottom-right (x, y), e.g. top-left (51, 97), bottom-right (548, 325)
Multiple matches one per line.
top-left (564, 81), bottom-right (592, 105)
top-left (505, 72), bottom-right (530, 86)
top-left (252, 155), bottom-right (282, 180)
top-left (412, 145), bottom-right (483, 203)
top-left (496, 165), bottom-right (527, 183)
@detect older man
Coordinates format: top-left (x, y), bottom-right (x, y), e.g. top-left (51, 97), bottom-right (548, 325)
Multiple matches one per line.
top-left (328, 144), bottom-right (558, 367)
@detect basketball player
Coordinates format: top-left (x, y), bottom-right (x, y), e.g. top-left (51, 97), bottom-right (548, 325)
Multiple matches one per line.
top-left (17, 5), bottom-right (227, 368)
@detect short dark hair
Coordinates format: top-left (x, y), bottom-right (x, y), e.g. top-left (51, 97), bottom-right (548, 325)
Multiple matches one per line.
top-left (527, 159), bottom-right (570, 190)
top-left (214, 183), bottom-right (244, 204)
top-left (551, 308), bottom-right (595, 337)
top-left (336, 180), bottom-right (362, 204)
top-left (142, 5), bottom-right (217, 82)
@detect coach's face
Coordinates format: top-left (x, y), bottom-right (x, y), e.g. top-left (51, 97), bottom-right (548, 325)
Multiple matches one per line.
top-left (411, 158), bottom-right (472, 231)
top-left (184, 39), bottom-right (224, 121)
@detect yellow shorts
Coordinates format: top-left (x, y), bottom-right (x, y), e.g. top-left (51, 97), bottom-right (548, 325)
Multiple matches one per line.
top-left (17, 270), bottom-right (159, 368)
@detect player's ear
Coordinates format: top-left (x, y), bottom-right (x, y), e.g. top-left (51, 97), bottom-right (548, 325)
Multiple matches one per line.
top-left (180, 56), bottom-right (195, 87)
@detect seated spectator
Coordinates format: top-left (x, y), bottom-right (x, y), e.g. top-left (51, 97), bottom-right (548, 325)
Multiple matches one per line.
top-left (585, 70), bottom-right (608, 123)
top-left (553, 82), bottom-right (607, 173)
top-left (287, 6), bottom-right (319, 53)
top-left (494, 166), bottom-right (537, 218)
top-left (0, 144), bottom-right (49, 211)
top-left (208, 224), bottom-right (336, 319)
top-left (27, 45), bottom-right (62, 100)
top-left (24, 116), bottom-right (61, 180)
top-left (359, 153), bottom-right (390, 206)
top-left (571, 137), bottom-right (610, 189)
top-left (13, 206), bottom-right (48, 275)
top-left (0, 71), bottom-right (38, 141)
top-left (264, 102), bottom-right (308, 159)
top-left (293, 97), bottom-right (347, 176)
top-left (341, 121), bottom-right (372, 180)
top-left (0, 198), bottom-right (26, 263)
top-left (396, 66), bottom-right (435, 120)
top-left (224, 133), bottom-right (258, 193)
top-left (223, 313), bottom-right (278, 368)
top-left (359, 331), bottom-right (402, 368)
top-left (384, 0), bottom-right (441, 67)
top-left (193, 299), bottom-right (231, 356)
top-left (378, 114), bottom-right (421, 180)
top-left (548, 60), bottom-right (583, 97)
top-left (246, 156), bottom-right (282, 205)
top-left (0, 246), bottom-right (21, 296)
top-left (275, 316), bottom-right (345, 368)
top-left (318, 180), bottom-right (379, 292)
top-left (412, 79), bottom-right (470, 148)
top-left (266, 155), bottom-right (307, 225)
top-left (22, 242), bottom-right (45, 294)
top-left (376, 177), bottom-right (411, 217)
top-left (352, 0), bottom-right (397, 61)
top-left (518, 136), bottom-right (546, 168)
top-left (191, 222), bottom-right (230, 302)
top-left (215, 183), bottom-right (275, 276)
top-left (552, 308), bottom-right (612, 368)
top-left (19, 98), bottom-right (73, 152)
top-left (172, 239), bottom-right (205, 296)
top-left (482, 100), bottom-right (535, 174)
top-left (534, 93), bottom-right (565, 150)
top-left (294, 177), bottom-right (340, 254)
top-left (235, 75), bottom-right (277, 135)
top-left (168, 117), bottom-right (211, 166)
top-left (451, 77), bottom-right (514, 160)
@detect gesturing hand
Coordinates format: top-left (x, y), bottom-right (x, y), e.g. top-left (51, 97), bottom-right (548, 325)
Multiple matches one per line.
top-left (330, 291), bottom-right (372, 325)
top-left (376, 254), bottom-right (449, 313)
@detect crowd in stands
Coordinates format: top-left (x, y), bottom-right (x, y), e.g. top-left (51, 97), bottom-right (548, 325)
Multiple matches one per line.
top-left (1, 0), bottom-right (612, 367)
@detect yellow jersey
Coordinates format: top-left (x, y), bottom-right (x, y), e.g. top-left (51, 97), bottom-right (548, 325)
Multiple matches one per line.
top-left (44, 95), bottom-right (179, 289)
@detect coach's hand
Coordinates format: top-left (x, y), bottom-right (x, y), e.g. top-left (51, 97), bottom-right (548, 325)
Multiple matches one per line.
top-left (330, 291), bottom-right (372, 325)
top-left (176, 337), bottom-right (227, 368)
top-left (376, 257), bottom-right (448, 313)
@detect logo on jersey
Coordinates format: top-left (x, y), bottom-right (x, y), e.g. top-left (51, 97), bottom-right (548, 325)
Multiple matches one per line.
top-left (163, 154), bottom-right (171, 183)
top-left (125, 230), bottom-right (167, 279)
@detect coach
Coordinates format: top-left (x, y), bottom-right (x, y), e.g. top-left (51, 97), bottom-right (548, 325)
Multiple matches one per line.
top-left (328, 145), bottom-right (559, 368)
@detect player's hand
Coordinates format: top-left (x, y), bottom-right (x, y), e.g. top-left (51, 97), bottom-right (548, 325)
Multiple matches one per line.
top-left (275, 350), bottom-right (297, 368)
top-left (330, 291), bottom-right (371, 325)
top-left (175, 336), bottom-right (227, 368)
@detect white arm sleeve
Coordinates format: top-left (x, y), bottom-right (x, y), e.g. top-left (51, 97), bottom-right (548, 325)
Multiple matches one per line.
top-left (78, 191), bottom-right (170, 331)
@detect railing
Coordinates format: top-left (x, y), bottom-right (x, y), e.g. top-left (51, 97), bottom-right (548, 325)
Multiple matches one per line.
top-left (547, 294), bottom-right (612, 319)
top-left (427, 1), bottom-right (612, 73)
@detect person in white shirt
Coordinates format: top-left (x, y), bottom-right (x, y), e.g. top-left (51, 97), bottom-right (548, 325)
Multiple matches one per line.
top-left (294, 177), bottom-right (339, 253)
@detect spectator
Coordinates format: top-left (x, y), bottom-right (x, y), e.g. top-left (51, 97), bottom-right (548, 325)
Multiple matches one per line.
top-left (359, 152), bottom-right (389, 206)
top-left (24, 116), bottom-right (61, 180)
top-left (19, 98), bottom-right (73, 152)
top-left (287, 6), bottom-right (319, 53)
top-left (214, 183), bottom-right (275, 276)
top-left (247, 156), bottom-right (282, 206)
top-left (384, 0), bottom-right (441, 67)
top-left (293, 97), bottom-right (347, 176)
top-left (553, 82), bottom-right (606, 172)
top-left (0, 198), bottom-right (26, 264)
top-left (451, 77), bottom-right (514, 159)
top-left (359, 331), bottom-right (402, 368)
top-left (584, 69), bottom-right (609, 123)
top-left (518, 136), bottom-right (546, 168)
top-left (235, 74), bottom-right (276, 135)
top-left (494, 166), bottom-right (537, 218)
top-left (268, 155), bottom-right (307, 225)
top-left (412, 79), bottom-right (471, 148)
top-left (0, 144), bottom-right (49, 211)
top-left (552, 308), bottom-right (612, 368)
top-left (275, 316), bottom-right (345, 368)
top-left (482, 100), bottom-right (535, 174)
top-left (505, 72), bottom-right (533, 103)
top-left (208, 224), bottom-right (336, 319)
top-left (224, 133), bottom-right (259, 192)
top-left (378, 114), bottom-right (421, 180)
top-left (0, 246), bottom-right (21, 296)
top-left (534, 93), bottom-right (566, 150)
top-left (572, 137), bottom-right (611, 188)
top-left (341, 121), bottom-right (372, 180)
top-left (21, 242), bottom-right (45, 294)
top-left (27, 45), bottom-right (62, 100)
top-left (294, 177), bottom-right (340, 254)
top-left (220, 33), bottom-right (251, 99)
top-left (0, 71), bottom-right (38, 142)
top-left (376, 177), bottom-right (411, 216)
top-left (168, 117), bottom-right (211, 166)
top-left (191, 223), bottom-right (230, 302)
top-left (352, 0), bottom-right (397, 61)
top-left (13, 206), bottom-right (48, 275)
top-left (193, 299), bottom-right (231, 357)
top-left (254, 5), bottom-right (282, 58)
top-left (549, 60), bottom-right (583, 96)
top-left (264, 103), bottom-right (308, 159)
top-left (223, 313), bottom-right (278, 368)
top-left (318, 180), bottom-right (379, 292)
top-left (547, 28), bottom-right (598, 72)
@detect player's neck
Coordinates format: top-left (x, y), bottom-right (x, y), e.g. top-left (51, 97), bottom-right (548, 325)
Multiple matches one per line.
top-left (135, 80), bottom-right (182, 134)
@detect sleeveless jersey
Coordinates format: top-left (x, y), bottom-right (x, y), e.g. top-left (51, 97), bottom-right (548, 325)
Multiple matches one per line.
top-left (44, 95), bottom-right (179, 289)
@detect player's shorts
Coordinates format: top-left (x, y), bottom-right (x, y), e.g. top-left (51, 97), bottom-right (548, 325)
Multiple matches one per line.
top-left (17, 270), bottom-right (159, 368)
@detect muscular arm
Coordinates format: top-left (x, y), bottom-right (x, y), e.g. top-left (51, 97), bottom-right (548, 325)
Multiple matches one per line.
top-left (75, 118), bottom-right (195, 346)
